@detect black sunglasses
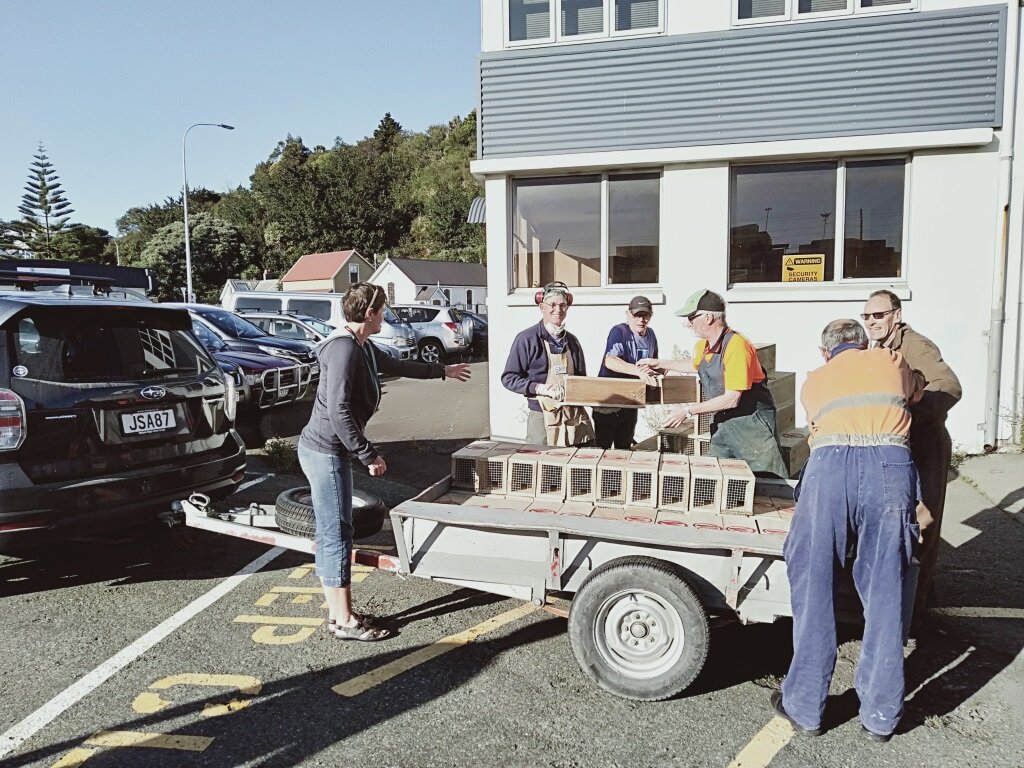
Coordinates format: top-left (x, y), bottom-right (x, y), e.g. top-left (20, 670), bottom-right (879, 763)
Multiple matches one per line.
top-left (861, 309), bottom-right (896, 321)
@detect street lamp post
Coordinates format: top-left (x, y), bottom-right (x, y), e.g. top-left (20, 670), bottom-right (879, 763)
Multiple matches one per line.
top-left (182, 122), bottom-right (234, 302)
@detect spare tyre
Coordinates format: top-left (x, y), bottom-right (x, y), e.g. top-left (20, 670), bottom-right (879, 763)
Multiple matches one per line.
top-left (275, 487), bottom-right (387, 540)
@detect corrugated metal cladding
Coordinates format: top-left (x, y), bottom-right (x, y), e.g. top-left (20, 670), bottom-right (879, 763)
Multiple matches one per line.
top-left (478, 5), bottom-right (1006, 159)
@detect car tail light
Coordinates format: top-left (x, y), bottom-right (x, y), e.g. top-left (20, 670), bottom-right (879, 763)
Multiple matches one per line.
top-left (224, 377), bottom-right (237, 422)
top-left (0, 389), bottom-right (26, 451)
top-left (443, 322), bottom-right (459, 335)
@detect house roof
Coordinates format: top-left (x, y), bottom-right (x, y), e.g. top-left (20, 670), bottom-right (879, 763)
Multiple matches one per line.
top-left (282, 250), bottom-right (361, 283)
top-left (387, 257), bottom-right (486, 287)
top-left (225, 278), bottom-right (281, 292)
top-left (414, 286), bottom-right (447, 301)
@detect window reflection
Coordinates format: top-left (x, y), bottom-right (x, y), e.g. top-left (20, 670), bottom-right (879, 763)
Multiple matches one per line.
top-left (843, 160), bottom-right (904, 279)
top-left (609, 174), bottom-right (659, 284)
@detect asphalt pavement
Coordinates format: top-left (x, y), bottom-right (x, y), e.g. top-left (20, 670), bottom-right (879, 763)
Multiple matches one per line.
top-left (1, 364), bottom-right (1021, 768)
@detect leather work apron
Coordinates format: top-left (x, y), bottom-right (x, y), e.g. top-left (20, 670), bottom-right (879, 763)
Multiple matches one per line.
top-left (537, 341), bottom-right (595, 447)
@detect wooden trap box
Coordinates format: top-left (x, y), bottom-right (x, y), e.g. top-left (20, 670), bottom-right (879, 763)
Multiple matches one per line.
top-left (688, 456), bottom-right (723, 512)
top-left (476, 442), bottom-right (522, 495)
top-left (557, 502), bottom-right (594, 518)
top-left (755, 343), bottom-right (776, 375)
top-left (525, 500), bottom-right (562, 516)
top-left (622, 506), bottom-right (657, 524)
top-left (685, 434), bottom-right (710, 457)
top-left (655, 509), bottom-right (690, 527)
top-left (536, 447), bottom-right (578, 502)
top-left (450, 440), bottom-right (502, 491)
top-left (596, 449), bottom-right (633, 507)
top-left (565, 447), bottom-right (604, 504)
top-left (563, 376), bottom-right (646, 408)
top-left (464, 495), bottom-right (533, 511)
top-left (625, 450), bottom-right (661, 508)
top-left (721, 513), bottom-right (760, 535)
top-left (767, 372), bottom-right (796, 408)
top-left (657, 454), bottom-right (691, 511)
top-left (646, 374), bottom-right (699, 405)
top-left (718, 458), bottom-right (756, 515)
top-left (507, 446), bottom-right (545, 497)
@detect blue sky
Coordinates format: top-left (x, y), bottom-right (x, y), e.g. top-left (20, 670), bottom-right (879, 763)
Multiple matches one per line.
top-left (1, 1), bottom-right (481, 234)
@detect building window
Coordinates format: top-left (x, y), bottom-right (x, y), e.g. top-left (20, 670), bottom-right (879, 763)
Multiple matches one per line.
top-left (466, 289), bottom-right (474, 307)
top-left (729, 158), bottom-right (906, 286)
top-left (349, 264), bottom-right (359, 284)
top-left (512, 173), bottom-right (660, 290)
top-left (443, 288), bottom-right (451, 303)
top-left (734, 0), bottom-right (914, 24)
top-left (387, 282), bottom-right (395, 304)
top-left (507, 0), bottom-right (662, 45)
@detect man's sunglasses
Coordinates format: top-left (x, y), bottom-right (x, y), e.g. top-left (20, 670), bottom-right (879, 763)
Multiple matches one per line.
top-left (861, 309), bottom-right (896, 321)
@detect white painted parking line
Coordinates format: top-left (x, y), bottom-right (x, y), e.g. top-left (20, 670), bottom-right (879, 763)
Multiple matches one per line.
top-left (237, 475), bottom-right (272, 492)
top-left (0, 547), bottom-right (285, 761)
top-left (932, 607), bottom-right (1024, 619)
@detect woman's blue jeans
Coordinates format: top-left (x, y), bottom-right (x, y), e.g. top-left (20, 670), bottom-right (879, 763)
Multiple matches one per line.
top-left (297, 443), bottom-right (353, 588)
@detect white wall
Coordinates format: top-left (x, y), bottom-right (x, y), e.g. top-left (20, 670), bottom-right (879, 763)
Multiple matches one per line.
top-left (485, 148), bottom-right (1009, 452)
top-left (370, 261), bottom-right (418, 304)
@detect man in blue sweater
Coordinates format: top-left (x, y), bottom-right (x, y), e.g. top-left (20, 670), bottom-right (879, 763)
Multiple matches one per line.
top-left (594, 295), bottom-right (660, 449)
top-left (501, 282), bottom-right (593, 446)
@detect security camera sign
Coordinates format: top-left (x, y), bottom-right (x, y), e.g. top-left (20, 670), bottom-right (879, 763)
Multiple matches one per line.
top-left (782, 255), bottom-right (825, 283)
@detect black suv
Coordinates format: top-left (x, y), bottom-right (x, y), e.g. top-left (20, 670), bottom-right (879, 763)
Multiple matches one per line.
top-left (0, 292), bottom-right (246, 552)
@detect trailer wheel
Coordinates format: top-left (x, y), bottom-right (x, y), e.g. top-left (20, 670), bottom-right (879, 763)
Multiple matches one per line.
top-left (275, 487), bottom-right (387, 540)
top-left (568, 556), bottom-right (709, 701)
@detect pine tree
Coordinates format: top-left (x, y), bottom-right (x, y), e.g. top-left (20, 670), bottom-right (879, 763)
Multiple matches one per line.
top-left (17, 143), bottom-right (75, 258)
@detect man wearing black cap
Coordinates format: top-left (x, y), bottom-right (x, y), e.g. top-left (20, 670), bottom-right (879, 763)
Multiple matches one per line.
top-left (640, 289), bottom-right (788, 477)
top-left (594, 295), bottom-right (661, 449)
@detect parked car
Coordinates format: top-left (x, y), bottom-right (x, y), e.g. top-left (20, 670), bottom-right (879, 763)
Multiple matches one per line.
top-left (165, 304), bottom-right (318, 391)
top-left (223, 291), bottom-right (419, 360)
top-left (191, 320), bottom-right (309, 411)
top-left (459, 310), bottom-right (489, 358)
top-left (239, 309), bottom-right (418, 362)
top-left (390, 304), bottom-right (473, 363)
top-left (0, 289), bottom-right (245, 552)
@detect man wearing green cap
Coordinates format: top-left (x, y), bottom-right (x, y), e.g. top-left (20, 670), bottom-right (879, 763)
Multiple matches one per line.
top-left (639, 289), bottom-right (788, 477)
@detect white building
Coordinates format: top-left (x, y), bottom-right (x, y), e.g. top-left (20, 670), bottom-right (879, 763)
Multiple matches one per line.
top-left (370, 257), bottom-right (488, 312)
top-left (472, 0), bottom-right (1024, 452)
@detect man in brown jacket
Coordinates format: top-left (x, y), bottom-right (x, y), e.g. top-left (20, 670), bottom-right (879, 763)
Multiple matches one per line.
top-left (862, 290), bottom-right (962, 631)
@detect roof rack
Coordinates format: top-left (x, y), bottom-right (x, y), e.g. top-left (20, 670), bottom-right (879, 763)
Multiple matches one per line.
top-left (0, 269), bottom-right (116, 294)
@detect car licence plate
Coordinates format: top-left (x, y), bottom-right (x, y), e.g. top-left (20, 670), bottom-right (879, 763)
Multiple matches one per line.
top-left (121, 409), bottom-right (176, 435)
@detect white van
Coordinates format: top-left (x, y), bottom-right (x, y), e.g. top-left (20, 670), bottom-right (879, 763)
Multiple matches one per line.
top-left (223, 290), bottom-right (418, 360)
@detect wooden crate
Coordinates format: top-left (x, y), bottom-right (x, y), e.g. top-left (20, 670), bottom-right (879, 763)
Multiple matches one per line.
top-left (721, 513), bottom-right (759, 534)
top-left (525, 500), bottom-right (561, 516)
top-left (645, 374), bottom-right (699, 405)
top-left (565, 447), bottom-right (604, 503)
top-left (622, 506), bottom-right (657, 524)
top-left (596, 449), bottom-right (632, 507)
top-left (464, 495), bottom-right (533, 511)
top-left (688, 456), bottom-right (723, 512)
top-left (718, 458), bottom-right (756, 515)
top-left (767, 371), bottom-right (796, 408)
top-left (562, 376), bottom-right (646, 407)
top-left (536, 447), bottom-right (577, 503)
top-left (657, 453), bottom-right (691, 511)
top-left (655, 509), bottom-right (690, 527)
top-left (625, 450), bottom-right (661, 508)
top-left (507, 446), bottom-right (544, 498)
top-left (591, 506), bottom-right (627, 521)
top-left (450, 440), bottom-right (501, 491)
top-left (779, 427), bottom-right (810, 478)
top-left (755, 343), bottom-right (776, 375)
top-left (774, 400), bottom-right (796, 433)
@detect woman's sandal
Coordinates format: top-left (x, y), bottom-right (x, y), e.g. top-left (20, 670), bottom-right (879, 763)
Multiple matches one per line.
top-left (333, 618), bottom-right (391, 642)
top-left (327, 612), bottom-right (378, 634)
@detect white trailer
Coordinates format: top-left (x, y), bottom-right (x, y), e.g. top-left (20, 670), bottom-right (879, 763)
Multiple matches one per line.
top-left (169, 473), bottom-right (796, 702)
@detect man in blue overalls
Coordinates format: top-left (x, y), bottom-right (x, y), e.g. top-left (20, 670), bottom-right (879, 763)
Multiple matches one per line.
top-left (646, 289), bottom-right (788, 477)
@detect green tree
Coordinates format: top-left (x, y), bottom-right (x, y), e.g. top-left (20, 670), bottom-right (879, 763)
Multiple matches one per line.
top-left (49, 225), bottom-right (112, 264)
top-left (115, 190), bottom-right (220, 266)
top-left (15, 143), bottom-right (76, 258)
top-left (138, 213), bottom-right (252, 303)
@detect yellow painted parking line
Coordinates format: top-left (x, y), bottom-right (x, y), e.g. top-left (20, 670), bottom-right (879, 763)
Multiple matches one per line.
top-left (254, 593), bottom-right (278, 607)
top-left (50, 747), bottom-right (98, 767)
top-left (332, 602), bottom-right (538, 697)
top-left (84, 730), bottom-right (213, 751)
top-left (726, 717), bottom-right (793, 768)
top-left (270, 586), bottom-right (323, 594)
top-left (288, 566), bottom-right (314, 579)
top-left (233, 615), bottom-right (323, 627)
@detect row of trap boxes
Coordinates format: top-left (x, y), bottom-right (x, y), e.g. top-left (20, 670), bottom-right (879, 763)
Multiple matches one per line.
top-left (451, 441), bottom-right (762, 515)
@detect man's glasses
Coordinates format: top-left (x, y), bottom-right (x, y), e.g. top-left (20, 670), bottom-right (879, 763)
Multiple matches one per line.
top-left (861, 309), bottom-right (896, 321)
top-left (685, 311), bottom-right (703, 323)
top-left (543, 302), bottom-right (568, 312)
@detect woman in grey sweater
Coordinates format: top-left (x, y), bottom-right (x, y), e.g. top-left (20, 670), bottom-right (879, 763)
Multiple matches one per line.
top-left (298, 282), bottom-right (471, 641)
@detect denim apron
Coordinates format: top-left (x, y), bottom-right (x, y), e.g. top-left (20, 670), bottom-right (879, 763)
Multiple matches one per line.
top-left (697, 329), bottom-right (788, 477)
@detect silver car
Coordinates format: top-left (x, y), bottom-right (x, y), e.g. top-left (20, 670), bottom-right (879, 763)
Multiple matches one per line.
top-left (239, 309), bottom-right (418, 361)
top-left (391, 304), bottom-right (473, 363)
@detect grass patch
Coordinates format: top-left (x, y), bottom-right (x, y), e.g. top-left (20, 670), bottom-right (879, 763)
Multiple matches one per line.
top-left (924, 714), bottom-right (946, 729)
